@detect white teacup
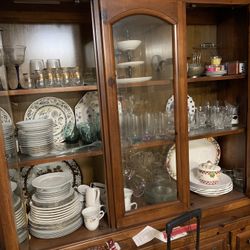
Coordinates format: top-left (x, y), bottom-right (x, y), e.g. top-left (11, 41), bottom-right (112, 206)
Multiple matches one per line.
top-left (82, 206), bottom-right (105, 231)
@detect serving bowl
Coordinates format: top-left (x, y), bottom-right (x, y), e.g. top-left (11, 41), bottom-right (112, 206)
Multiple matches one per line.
top-left (117, 40), bottom-right (141, 51)
top-left (188, 63), bottom-right (204, 78)
top-left (144, 184), bottom-right (176, 204)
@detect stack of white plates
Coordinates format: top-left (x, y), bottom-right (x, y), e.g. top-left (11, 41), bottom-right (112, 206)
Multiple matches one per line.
top-left (29, 173), bottom-right (82, 239)
top-left (190, 168), bottom-right (233, 197)
top-left (16, 119), bottom-right (54, 157)
top-left (2, 123), bottom-right (16, 158)
top-left (11, 181), bottom-right (28, 243)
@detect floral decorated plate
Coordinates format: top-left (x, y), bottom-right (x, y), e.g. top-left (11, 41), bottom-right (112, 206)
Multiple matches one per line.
top-left (166, 137), bottom-right (221, 180)
top-left (166, 95), bottom-right (195, 116)
top-left (24, 97), bottom-right (75, 143)
top-left (0, 107), bottom-right (12, 124)
top-left (75, 91), bottom-right (99, 128)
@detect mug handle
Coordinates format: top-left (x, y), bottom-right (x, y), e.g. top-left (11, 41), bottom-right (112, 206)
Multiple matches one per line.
top-left (130, 202), bottom-right (137, 210)
top-left (99, 210), bottom-right (105, 220)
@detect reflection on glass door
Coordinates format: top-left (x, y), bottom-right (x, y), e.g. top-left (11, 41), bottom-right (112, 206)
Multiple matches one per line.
top-left (112, 15), bottom-right (177, 212)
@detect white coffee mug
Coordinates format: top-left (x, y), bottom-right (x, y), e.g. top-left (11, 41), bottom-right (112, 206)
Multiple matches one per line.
top-left (124, 188), bottom-right (133, 199)
top-left (82, 206), bottom-right (105, 231)
top-left (125, 199), bottom-right (137, 212)
top-left (124, 188), bottom-right (137, 211)
top-left (85, 187), bottom-right (100, 207)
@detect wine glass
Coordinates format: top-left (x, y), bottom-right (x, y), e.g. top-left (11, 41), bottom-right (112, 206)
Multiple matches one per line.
top-left (5, 45), bottom-right (26, 89)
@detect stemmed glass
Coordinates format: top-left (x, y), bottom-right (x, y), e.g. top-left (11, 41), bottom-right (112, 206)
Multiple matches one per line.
top-left (5, 45), bottom-right (26, 89)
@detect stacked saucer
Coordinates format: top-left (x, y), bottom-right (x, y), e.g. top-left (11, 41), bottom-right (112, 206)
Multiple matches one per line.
top-left (2, 123), bottom-right (16, 158)
top-left (16, 119), bottom-right (54, 157)
top-left (11, 181), bottom-right (28, 243)
top-left (190, 168), bottom-right (233, 197)
top-left (29, 172), bottom-right (83, 239)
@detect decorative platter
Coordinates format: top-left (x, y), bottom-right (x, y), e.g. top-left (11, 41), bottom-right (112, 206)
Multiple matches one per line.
top-left (0, 107), bottom-right (12, 124)
top-left (21, 160), bottom-right (82, 198)
top-left (24, 97), bottom-right (75, 143)
top-left (75, 91), bottom-right (99, 128)
top-left (166, 95), bottom-right (195, 116)
top-left (166, 137), bottom-right (221, 180)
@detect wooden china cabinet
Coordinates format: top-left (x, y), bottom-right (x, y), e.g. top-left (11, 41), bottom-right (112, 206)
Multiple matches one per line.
top-left (0, 0), bottom-right (250, 250)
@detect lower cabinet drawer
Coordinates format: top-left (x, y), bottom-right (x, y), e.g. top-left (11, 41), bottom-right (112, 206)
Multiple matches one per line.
top-left (173, 234), bottom-right (229, 250)
top-left (201, 238), bottom-right (228, 250)
top-left (236, 230), bottom-right (250, 250)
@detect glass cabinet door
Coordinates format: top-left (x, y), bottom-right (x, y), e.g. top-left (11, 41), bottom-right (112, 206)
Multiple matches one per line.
top-left (96, 5), bottom-right (192, 227)
top-left (113, 15), bottom-right (177, 211)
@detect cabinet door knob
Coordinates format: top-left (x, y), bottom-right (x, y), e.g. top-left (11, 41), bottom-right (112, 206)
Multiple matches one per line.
top-left (247, 239), bottom-right (250, 244)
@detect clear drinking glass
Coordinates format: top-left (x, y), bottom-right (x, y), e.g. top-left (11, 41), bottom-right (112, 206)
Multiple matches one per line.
top-left (197, 106), bottom-right (207, 128)
top-left (46, 59), bottom-right (61, 69)
top-left (30, 59), bottom-right (45, 86)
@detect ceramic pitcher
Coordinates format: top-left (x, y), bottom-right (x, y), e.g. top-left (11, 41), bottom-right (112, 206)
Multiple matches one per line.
top-left (85, 187), bottom-right (100, 207)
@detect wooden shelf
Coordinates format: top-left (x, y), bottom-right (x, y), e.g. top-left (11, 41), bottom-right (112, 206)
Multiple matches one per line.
top-left (189, 126), bottom-right (245, 140)
top-left (13, 143), bottom-right (103, 168)
top-left (24, 219), bottom-right (112, 250)
top-left (117, 79), bottom-right (172, 88)
top-left (0, 85), bottom-right (97, 97)
top-left (188, 74), bottom-right (246, 83)
top-left (190, 190), bottom-right (247, 213)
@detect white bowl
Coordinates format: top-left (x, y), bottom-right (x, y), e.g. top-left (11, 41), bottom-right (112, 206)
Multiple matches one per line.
top-left (117, 40), bottom-right (141, 51)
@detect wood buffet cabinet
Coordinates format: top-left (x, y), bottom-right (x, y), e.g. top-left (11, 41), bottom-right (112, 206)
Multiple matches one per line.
top-left (0, 0), bottom-right (250, 249)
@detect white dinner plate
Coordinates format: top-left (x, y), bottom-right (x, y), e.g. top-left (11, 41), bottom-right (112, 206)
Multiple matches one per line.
top-left (29, 204), bottom-right (82, 223)
top-left (116, 76), bottom-right (152, 84)
top-left (117, 61), bottom-right (144, 68)
top-left (30, 191), bottom-right (78, 211)
top-left (24, 97), bottom-right (75, 143)
top-left (29, 216), bottom-right (82, 239)
top-left (190, 169), bottom-right (232, 189)
top-left (166, 137), bottom-right (221, 180)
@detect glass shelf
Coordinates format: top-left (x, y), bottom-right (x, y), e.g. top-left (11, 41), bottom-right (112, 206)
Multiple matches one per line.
top-left (8, 141), bottom-right (103, 168)
top-left (117, 79), bottom-right (172, 88)
top-left (189, 126), bottom-right (245, 140)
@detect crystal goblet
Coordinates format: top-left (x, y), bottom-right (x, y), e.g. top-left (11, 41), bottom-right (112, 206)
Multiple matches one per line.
top-left (5, 45), bottom-right (26, 89)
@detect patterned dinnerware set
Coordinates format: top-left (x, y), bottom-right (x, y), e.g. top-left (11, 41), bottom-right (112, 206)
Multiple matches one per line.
top-left (28, 172), bottom-right (83, 239)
